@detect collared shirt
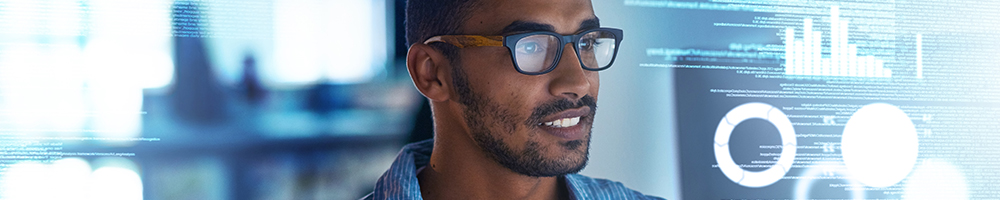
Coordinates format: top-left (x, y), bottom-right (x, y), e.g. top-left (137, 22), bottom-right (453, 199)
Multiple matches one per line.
top-left (362, 139), bottom-right (665, 200)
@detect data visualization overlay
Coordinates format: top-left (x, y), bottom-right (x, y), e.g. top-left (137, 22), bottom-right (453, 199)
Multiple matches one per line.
top-left (624, 0), bottom-right (1000, 199)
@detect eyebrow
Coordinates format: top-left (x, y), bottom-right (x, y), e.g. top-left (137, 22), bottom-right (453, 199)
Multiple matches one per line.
top-left (577, 18), bottom-right (600, 32)
top-left (499, 17), bottom-right (601, 35)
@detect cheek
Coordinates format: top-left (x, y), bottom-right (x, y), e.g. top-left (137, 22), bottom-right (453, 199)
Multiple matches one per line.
top-left (497, 85), bottom-right (537, 116)
top-left (460, 51), bottom-right (538, 116)
top-left (461, 48), bottom-right (538, 94)
top-left (488, 79), bottom-right (546, 133)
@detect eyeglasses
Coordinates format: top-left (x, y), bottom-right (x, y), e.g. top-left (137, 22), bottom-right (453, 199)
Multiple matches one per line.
top-left (423, 28), bottom-right (623, 75)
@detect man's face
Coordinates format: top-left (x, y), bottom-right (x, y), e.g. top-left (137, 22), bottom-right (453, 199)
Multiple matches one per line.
top-left (451, 0), bottom-right (601, 177)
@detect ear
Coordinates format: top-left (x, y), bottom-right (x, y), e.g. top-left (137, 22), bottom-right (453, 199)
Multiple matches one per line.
top-left (406, 43), bottom-right (452, 102)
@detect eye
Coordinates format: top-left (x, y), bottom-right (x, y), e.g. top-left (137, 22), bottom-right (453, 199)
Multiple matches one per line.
top-left (517, 41), bottom-right (545, 54)
top-left (578, 38), bottom-right (600, 51)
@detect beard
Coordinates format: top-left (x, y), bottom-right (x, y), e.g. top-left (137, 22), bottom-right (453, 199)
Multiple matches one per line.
top-left (451, 63), bottom-right (597, 177)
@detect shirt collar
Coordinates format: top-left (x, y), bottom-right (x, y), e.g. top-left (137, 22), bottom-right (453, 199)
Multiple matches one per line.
top-left (371, 139), bottom-right (595, 200)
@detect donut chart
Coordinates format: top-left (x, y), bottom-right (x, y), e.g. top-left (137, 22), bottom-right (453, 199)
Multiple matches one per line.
top-left (714, 102), bottom-right (797, 188)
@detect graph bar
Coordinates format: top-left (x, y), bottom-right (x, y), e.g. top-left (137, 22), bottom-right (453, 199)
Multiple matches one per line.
top-left (812, 31), bottom-right (822, 75)
top-left (875, 61), bottom-right (884, 77)
top-left (831, 6), bottom-right (840, 76)
top-left (785, 28), bottom-right (795, 75)
top-left (804, 18), bottom-right (813, 76)
top-left (865, 55), bottom-right (876, 77)
top-left (839, 20), bottom-right (849, 76)
top-left (875, 59), bottom-right (885, 77)
top-left (821, 58), bottom-right (830, 76)
top-left (849, 44), bottom-right (858, 76)
top-left (795, 39), bottom-right (804, 75)
top-left (783, 6), bottom-right (889, 79)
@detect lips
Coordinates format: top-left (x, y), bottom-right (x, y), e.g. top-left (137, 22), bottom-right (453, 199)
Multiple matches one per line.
top-left (536, 106), bottom-right (592, 140)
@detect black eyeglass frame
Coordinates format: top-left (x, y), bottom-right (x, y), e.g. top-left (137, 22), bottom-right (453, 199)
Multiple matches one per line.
top-left (423, 27), bottom-right (624, 75)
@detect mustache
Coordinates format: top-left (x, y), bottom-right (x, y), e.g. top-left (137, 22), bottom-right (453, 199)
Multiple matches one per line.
top-left (525, 95), bottom-right (597, 126)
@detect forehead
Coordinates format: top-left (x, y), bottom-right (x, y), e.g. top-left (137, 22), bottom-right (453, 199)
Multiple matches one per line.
top-left (462, 0), bottom-right (596, 35)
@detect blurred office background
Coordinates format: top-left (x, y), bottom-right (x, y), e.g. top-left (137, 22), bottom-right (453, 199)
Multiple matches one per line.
top-left (0, 0), bottom-right (679, 200)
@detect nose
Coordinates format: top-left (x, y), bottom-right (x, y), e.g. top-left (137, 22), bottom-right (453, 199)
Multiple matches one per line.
top-left (547, 42), bottom-right (592, 100)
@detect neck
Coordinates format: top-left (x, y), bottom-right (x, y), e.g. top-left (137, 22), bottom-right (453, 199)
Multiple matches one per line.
top-left (418, 106), bottom-right (568, 200)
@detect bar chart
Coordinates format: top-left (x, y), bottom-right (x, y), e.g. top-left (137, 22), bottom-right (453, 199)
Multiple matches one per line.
top-left (784, 6), bottom-right (891, 78)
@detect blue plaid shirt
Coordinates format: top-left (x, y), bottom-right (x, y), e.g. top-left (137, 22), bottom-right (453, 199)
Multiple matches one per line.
top-left (362, 139), bottom-right (665, 200)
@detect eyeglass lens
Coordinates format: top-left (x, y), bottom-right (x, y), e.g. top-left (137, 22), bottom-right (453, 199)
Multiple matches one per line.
top-left (513, 30), bottom-right (618, 73)
top-left (579, 31), bottom-right (617, 70)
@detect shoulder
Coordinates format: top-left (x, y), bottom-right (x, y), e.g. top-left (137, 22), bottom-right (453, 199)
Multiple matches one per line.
top-left (564, 174), bottom-right (666, 200)
top-left (364, 139), bottom-right (434, 200)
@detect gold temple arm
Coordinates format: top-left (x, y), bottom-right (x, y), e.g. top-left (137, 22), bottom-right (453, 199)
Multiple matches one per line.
top-left (423, 35), bottom-right (503, 48)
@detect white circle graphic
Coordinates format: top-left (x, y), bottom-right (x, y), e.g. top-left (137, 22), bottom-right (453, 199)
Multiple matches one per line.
top-left (841, 103), bottom-right (918, 188)
top-left (714, 102), bottom-right (797, 188)
top-left (903, 159), bottom-right (969, 200)
top-left (793, 162), bottom-right (866, 200)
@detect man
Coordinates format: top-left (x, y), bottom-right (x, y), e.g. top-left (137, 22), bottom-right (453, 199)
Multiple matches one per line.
top-left (364, 0), bottom-right (663, 199)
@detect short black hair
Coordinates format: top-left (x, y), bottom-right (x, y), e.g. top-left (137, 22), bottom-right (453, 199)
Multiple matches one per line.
top-left (406, 0), bottom-right (484, 108)
top-left (404, 0), bottom-right (482, 47)
top-left (406, 0), bottom-right (486, 63)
